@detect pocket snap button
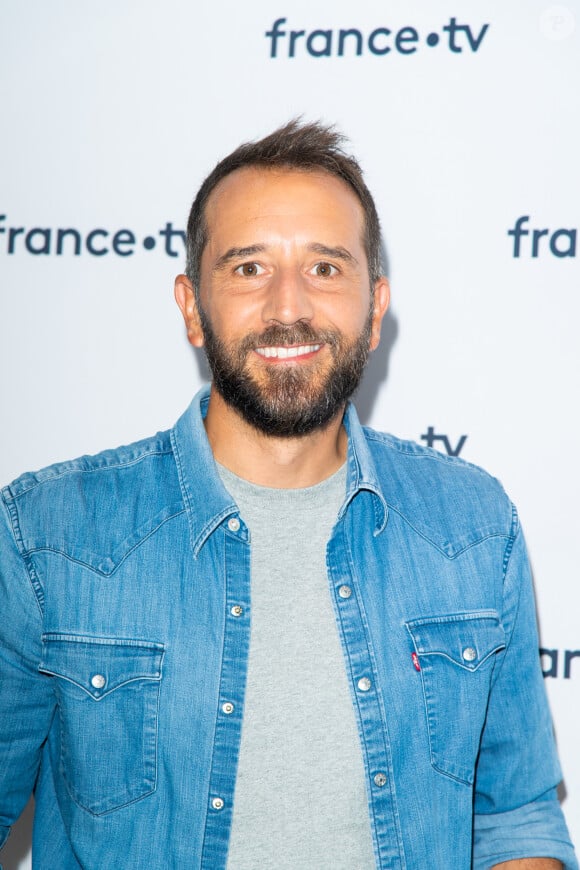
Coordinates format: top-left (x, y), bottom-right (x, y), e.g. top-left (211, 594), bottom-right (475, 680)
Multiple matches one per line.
top-left (90, 674), bottom-right (106, 689)
top-left (462, 647), bottom-right (477, 662)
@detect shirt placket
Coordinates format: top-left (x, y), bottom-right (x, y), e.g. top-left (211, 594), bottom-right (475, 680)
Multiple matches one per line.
top-left (327, 520), bottom-right (407, 870)
top-left (200, 515), bottom-right (251, 870)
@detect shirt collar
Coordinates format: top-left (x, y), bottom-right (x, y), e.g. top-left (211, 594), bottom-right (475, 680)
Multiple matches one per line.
top-left (171, 385), bottom-right (388, 556)
top-left (341, 402), bottom-right (389, 535)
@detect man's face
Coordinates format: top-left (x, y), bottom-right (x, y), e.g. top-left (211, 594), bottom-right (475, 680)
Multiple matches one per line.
top-left (176, 167), bottom-right (389, 437)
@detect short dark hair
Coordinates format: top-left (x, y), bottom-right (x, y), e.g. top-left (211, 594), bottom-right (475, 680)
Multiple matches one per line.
top-left (185, 119), bottom-right (382, 292)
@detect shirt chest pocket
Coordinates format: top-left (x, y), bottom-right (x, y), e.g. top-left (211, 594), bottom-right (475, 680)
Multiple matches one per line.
top-left (405, 611), bottom-right (505, 785)
top-left (39, 634), bottom-right (165, 815)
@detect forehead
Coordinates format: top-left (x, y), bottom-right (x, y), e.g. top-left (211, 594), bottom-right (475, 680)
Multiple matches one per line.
top-left (203, 166), bottom-right (366, 248)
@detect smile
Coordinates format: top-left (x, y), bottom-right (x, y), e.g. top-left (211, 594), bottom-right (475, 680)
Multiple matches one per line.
top-left (254, 344), bottom-right (322, 360)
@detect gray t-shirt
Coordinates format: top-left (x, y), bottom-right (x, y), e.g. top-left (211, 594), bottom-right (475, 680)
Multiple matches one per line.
top-left (218, 462), bottom-right (376, 870)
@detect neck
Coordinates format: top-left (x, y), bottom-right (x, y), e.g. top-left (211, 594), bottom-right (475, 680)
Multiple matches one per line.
top-left (203, 387), bottom-right (348, 488)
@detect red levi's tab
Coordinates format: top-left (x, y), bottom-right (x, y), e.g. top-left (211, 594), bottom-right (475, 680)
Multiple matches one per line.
top-left (412, 652), bottom-right (421, 671)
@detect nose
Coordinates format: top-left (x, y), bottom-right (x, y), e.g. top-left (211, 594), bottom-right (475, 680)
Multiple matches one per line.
top-left (261, 268), bottom-right (314, 325)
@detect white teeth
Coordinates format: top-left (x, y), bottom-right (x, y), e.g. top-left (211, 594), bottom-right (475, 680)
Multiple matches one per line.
top-left (255, 344), bottom-right (321, 359)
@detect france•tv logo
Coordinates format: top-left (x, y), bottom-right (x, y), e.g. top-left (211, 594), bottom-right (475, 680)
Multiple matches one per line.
top-left (0, 215), bottom-right (185, 258)
top-left (508, 216), bottom-right (577, 258)
top-left (265, 17), bottom-right (489, 58)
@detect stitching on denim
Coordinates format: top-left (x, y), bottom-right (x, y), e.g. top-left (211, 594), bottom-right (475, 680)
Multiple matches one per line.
top-left (489, 524), bottom-right (526, 691)
top-left (171, 425), bottom-right (235, 556)
top-left (25, 508), bottom-right (187, 577)
top-left (340, 520), bottom-right (408, 868)
top-left (199, 527), bottom-right (229, 868)
top-left (7, 446), bottom-right (174, 498)
top-left (363, 428), bottom-right (492, 472)
top-left (387, 504), bottom-right (510, 559)
top-left (500, 505), bottom-right (518, 579)
top-left (50, 643), bottom-right (165, 815)
top-left (58, 690), bottom-right (160, 816)
top-left (2, 491), bottom-right (46, 613)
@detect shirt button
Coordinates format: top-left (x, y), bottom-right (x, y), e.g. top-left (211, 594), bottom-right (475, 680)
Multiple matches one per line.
top-left (462, 647), bottom-right (477, 662)
top-left (374, 772), bottom-right (387, 787)
top-left (222, 702), bottom-right (234, 715)
top-left (231, 605), bottom-right (243, 617)
top-left (357, 677), bottom-right (372, 692)
top-left (91, 674), bottom-right (106, 689)
top-left (338, 585), bottom-right (352, 599)
top-left (212, 797), bottom-right (224, 811)
top-left (227, 517), bottom-right (240, 532)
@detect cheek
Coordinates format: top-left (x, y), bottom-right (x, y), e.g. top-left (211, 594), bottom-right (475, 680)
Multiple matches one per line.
top-left (202, 306), bottom-right (248, 346)
top-left (323, 299), bottom-right (371, 336)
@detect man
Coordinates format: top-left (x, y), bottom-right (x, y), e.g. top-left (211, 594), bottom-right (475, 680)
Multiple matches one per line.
top-left (0, 121), bottom-right (576, 869)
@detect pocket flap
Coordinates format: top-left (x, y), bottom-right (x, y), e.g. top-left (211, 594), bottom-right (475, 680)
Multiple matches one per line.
top-left (405, 610), bottom-right (505, 671)
top-left (39, 634), bottom-right (164, 699)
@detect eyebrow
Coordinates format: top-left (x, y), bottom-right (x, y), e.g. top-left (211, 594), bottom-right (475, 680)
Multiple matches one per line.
top-left (213, 245), bottom-right (266, 271)
top-left (306, 243), bottom-right (357, 265)
top-left (213, 242), bottom-right (357, 272)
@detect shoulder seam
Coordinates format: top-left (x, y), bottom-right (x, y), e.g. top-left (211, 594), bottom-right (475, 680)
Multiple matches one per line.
top-left (5, 446), bottom-right (174, 499)
top-left (1, 491), bottom-right (46, 614)
top-left (363, 429), bottom-right (500, 482)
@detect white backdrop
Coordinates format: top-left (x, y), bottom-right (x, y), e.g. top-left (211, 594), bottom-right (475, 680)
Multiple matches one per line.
top-left (1, 1), bottom-right (578, 865)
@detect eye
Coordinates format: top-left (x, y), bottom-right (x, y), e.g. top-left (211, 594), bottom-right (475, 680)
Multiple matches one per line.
top-left (312, 262), bottom-right (338, 278)
top-left (235, 262), bottom-right (265, 277)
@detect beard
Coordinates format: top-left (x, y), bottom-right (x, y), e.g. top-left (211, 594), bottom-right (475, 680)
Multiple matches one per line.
top-left (198, 308), bottom-right (373, 438)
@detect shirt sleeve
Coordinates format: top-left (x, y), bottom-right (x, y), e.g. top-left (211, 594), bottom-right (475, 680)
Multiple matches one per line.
top-left (0, 492), bottom-right (54, 851)
top-left (474, 790), bottom-right (577, 869)
top-left (472, 517), bottom-right (577, 869)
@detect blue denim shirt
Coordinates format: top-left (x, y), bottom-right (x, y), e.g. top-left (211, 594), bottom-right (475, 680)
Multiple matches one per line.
top-left (0, 387), bottom-right (576, 869)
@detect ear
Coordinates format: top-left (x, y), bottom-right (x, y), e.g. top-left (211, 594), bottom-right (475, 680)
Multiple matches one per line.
top-left (174, 274), bottom-right (204, 347)
top-left (369, 277), bottom-right (390, 351)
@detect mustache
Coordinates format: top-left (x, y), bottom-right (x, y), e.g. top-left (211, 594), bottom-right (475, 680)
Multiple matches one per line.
top-left (239, 322), bottom-right (339, 353)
